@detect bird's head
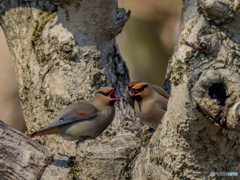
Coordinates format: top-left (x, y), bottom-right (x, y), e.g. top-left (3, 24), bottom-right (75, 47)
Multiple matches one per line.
top-left (127, 81), bottom-right (140, 96)
top-left (96, 87), bottom-right (119, 105)
top-left (131, 83), bottom-right (149, 102)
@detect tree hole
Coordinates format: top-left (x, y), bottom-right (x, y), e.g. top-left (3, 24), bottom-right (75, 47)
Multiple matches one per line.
top-left (208, 83), bottom-right (227, 106)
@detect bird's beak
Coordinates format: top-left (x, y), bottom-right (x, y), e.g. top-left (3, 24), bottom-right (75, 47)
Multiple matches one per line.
top-left (109, 89), bottom-right (119, 100)
top-left (131, 90), bottom-right (140, 96)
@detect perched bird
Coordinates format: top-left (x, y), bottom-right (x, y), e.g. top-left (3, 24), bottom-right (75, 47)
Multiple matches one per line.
top-left (125, 81), bottom-right (140, 109)
top-left (131, 83), bottom-right (169, 129)
top-left (29, 87), bottom-right (118, 145)
top-left (125, 81), bottom-right (169, 109)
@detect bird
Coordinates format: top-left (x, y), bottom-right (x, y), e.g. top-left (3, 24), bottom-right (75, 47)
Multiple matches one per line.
top-left (29, 87), bottom-right (118, 146)
top-left (125, 81), bottom-right (169, 109)
top-left (130, 82), bottom-right (169, 129)
top-left (125, 81), bottom-right (140, 109)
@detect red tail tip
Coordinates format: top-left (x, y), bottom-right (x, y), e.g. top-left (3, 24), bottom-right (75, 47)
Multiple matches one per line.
top-left (29, 133), bottom-right (34, 138)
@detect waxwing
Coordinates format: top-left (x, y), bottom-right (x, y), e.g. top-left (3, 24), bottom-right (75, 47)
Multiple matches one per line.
top-left (125, 81), bottom-right (169, 109)
top-left (131, 83), bottom-right (169, 128)
top-left (30, 87), bottom-right (118, 144)
top-left (125, 81), bottom-right (140, 109)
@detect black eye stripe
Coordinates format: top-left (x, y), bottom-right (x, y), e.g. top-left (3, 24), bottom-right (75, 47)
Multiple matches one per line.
top-left (128, 85), bottom-right (133, 90)
top-left (142, 84), bottom-right (148, 89)
top-left (97, 89), bottom-right (112, 96)
top-left (97, 91), bottom-right (107, 96)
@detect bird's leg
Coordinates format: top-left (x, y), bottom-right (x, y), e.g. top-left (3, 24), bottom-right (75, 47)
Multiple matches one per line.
top-left (143, 127), bottom-right (156, 135)
top-left (136, 126), bottom-right (156, 138)
top-left (135, 129), bottom-right (143, 138)
top-left (75, 136), bottom-right (92, 150)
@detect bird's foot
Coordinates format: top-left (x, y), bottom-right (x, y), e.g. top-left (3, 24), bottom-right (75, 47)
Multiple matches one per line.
top-left (75, 136), bottom-right (92, 150)
top-left (135, 129), bottom-right (143, 138)
top-left (143, 127), bottom-right (155, 135)
top-left (140, 128), bottom-right (156, 147)
top-left (136, 127), bottom-right (156, 138)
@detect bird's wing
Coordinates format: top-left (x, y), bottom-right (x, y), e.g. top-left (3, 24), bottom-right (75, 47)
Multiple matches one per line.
top-left (33, 102), bottom-right (99, 134)
top-left (154, 98), bottom-right (168, 111)
top-left (150, 84), bottom-right (169, 99)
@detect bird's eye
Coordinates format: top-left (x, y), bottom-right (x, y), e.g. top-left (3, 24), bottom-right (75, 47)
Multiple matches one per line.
top-left (140, 84), bottom-right (148, 92)
top-left (98, 91), bottom-right (107, 96)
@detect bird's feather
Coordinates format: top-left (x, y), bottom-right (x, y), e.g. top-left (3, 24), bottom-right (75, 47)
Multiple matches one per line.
top-left (30, 102), bottom-right (99, 137)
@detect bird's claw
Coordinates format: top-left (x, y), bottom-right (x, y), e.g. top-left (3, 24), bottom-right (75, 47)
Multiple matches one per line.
top-left (143, 127), bottom-right (155, 135)
top-left (75, 136), bottom-right (92, 150)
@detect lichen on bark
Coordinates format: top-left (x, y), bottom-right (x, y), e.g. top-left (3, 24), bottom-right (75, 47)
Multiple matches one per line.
top-left (131, 0), bottom-right (240, 179)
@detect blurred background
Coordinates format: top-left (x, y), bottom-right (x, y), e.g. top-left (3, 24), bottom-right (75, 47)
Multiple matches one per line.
top-left (0, 0), bottom-right (182, 132)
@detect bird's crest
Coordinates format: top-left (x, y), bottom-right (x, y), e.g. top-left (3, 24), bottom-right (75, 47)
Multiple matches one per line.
top-left (132, 83), bottom-right (148, 90)
top-left (128, 81), bottom-right (139, 88)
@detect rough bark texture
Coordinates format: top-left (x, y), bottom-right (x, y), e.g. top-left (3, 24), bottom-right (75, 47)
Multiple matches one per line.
top-left (181, 0), bottom-right (198, 32)
top-left (0, 0), bottom-right (142, 156)
top-left (0, 120), bottom-right (54, 180)
top-left (41, 128), bottom-right (152, 180)
top-left (131, 0), bottom-right (240, 179)
top-left (164, 0), bottom-right (198, 94)
top-left (41, 153), bottom-right (71, 180)
top-left (75, 136), bottom-right (141, 180)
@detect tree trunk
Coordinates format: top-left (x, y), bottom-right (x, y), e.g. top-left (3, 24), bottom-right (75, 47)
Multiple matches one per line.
top-left (164, 0), bottom-right (198, 94)
top-left (0, 120), bottom-right (54, 180)
top-left (0, 0), bottom-right (142, 155)
top-left (180, 0), bottom-right (198, 32)
top-left (132, 0), bottom-right (240, 179)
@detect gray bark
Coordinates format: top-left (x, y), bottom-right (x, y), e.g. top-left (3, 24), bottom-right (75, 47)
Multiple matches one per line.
top-left (0, 0), bottom-right (142, 156)
top-left (181, 0), bottom-right (198, 32)
top-left (164, 0), bottom-right (198, 94)
top-left (41, 153), bottom-right (71, 180)
top-left (0, 120), bottom-right (54, 180)
top-left (75, 136), bottom-right (141, 180)
top-left (132, 0), bottom-right (240, 179)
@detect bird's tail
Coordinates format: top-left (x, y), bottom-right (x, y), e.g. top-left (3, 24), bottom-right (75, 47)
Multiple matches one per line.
top-left (29, 126), bottom-right (60, 138)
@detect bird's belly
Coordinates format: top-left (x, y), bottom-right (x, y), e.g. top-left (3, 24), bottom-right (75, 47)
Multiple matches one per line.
top-left (137, 108), bottom-right (165, 127)
top-left (59, 120), bottom-right (99, 141)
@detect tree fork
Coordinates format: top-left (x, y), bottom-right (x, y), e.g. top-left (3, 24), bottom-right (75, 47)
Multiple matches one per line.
top-left (0, 0), bottom-right (141, 155)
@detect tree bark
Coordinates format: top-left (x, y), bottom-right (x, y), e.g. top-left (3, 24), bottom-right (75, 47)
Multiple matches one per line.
top-left (180, 0), bottom-right (198, 32)
top-left (0, 120), bottom-right (54, 180)
top-left (164, 0), bottom-right (198, 94)
top-left (132, 0), bottom-right (240, 179)
top-left (0, 0), bottom-right (142, 155)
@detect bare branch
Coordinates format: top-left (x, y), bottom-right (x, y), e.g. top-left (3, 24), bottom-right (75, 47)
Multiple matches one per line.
top-left (0, 120), bottom-right (54, 180)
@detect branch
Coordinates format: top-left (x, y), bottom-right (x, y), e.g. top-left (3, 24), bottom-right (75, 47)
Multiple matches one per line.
top-left (0, 120), bottom-right (54, 180)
